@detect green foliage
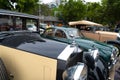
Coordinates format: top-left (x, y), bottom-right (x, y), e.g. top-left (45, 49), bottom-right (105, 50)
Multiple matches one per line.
top-left (105, 0), bottom-right (120, 25)
top-left (57, 0), bottom-right (86, 24)
top-left (1, 0), bottom-right (120, 26)
top-left (0, 0), bottom-right (11, 10)
top-left (40, 4), bottom-right (52, 16)
top-left (16, 0), bottom-right (39, 14)
top-left (0, 0), bottom-right (39, 14)
top-left (85, 2), bottom-right (103, 23)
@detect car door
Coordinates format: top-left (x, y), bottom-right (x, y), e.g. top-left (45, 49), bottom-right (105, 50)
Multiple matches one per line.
top-left (81, 26), bottom-right (100, 41)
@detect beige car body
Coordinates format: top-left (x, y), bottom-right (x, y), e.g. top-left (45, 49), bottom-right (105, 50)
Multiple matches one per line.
top-left (0, 45), bottom-right (57, 80)
top-left (81, 30), bottom-right (118, 42)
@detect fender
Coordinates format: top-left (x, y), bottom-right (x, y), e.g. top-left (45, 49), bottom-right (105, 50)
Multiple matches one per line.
top-left (106, 40), bottom-right (120, 45)
top-left (106, 40), bottom-right (120, 56)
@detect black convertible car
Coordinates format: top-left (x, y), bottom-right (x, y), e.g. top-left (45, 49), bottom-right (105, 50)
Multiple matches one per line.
top-left (0, 31), bottom-right (108, 80)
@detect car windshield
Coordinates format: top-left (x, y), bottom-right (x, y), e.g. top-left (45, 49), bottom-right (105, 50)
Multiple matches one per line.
top-left (67, 29), bottom-right (83, 38)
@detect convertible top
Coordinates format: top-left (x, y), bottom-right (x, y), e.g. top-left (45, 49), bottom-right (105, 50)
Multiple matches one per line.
top-left (0, 9), bottom-right (39, 19)
top-left (69, 20), bottom-right (103, 26)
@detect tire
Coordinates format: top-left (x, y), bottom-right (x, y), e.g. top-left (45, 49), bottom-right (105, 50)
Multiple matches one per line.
top-left (0, 58), bottom-right (9, 80)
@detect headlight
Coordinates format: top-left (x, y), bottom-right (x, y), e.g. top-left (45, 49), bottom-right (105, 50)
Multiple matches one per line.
top-left (63, 63), bottom-right (87, 80)
top-left (111, 53), bottom-right (114, 61)
top-left (112, 47), bottom-right (119, 57)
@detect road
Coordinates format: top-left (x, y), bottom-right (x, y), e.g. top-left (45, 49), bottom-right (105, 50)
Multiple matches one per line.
top-left (109, 57), bottom-right (120, 80)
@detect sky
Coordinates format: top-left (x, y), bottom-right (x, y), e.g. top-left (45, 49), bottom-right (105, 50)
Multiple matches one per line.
top-left (41, 0), bottom-right (101, 4)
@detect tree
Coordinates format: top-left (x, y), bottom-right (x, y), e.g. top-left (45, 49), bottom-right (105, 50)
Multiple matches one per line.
top-left (39, 4), bottom-right (53, 16)
top-left (0, 0), bottom-right (39, 14)
top-left (102, 0), bottom-right (120, 26)
top-left (0, 0), bottom-right (11, 10)
top-left (16, 0), bottom-right (39, 14)
top-left (58, 0), bottom-right (86, 24)
top-left (85, 2), bottom-right (104, 24)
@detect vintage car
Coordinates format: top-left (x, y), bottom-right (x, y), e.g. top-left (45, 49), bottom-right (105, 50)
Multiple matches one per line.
top-left (68, 20), bottom-right (120, 54)
top-left (71, 25), bottom-right (120, 54)
top-left (0, 31), bottom-right (108, 80)
top-left (41, 27), bottom-right (119, 70)
top-left (79, 25), bottom-right (118, 42)
top-left (68, 20), bottom-right (117, 43)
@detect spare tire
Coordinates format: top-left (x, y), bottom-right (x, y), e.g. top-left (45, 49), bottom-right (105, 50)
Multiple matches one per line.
top-left (0, 58), bottom-right (9, 80)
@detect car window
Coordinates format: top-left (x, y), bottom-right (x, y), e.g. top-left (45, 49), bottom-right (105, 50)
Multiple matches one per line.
top-left (67, 29), bottom-right (80, 38)
top-left (44, 28), bottom-right (55, 37)
top-left (55, 29), bottom-right (66, 38)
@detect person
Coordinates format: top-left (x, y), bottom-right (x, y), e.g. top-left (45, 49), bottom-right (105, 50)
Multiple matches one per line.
top-left (46, 23), bottom-right (51, 29)
top-left (115, 21), bottom-right (120, 32)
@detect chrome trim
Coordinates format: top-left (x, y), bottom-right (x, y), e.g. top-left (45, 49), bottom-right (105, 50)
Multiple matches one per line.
top-left (88, 49), bottom-right (99, 60)
top-left (58, 45), bottom-right (75, 61)
top-left (73, 63), bottom-right (87, 80)
top-left (57, 45), bottom-right (82, 61)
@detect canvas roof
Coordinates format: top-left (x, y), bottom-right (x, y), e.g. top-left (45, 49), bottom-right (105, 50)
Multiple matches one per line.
top-left (69, 20), bottom-right (103, 26)
top-left (0, 9), bottom-right (39, 19)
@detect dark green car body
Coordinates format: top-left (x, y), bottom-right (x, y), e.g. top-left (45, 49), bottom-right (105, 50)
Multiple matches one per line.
top-left (41, 27), bottom-right (118, 69)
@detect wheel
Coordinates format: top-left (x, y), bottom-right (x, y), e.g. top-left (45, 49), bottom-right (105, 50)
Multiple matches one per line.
top-left (0, 58), bottom-right (9, 80)
top-left (108, 43), bottom-right (120, 56)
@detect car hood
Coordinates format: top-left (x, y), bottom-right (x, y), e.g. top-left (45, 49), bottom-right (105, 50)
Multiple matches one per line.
top-left (1, 37), bottom-right (72, 60)
top-left (75, 37), bottom-right (114, 61)
top-left (75, 37), bottom-right (114, 51)
top-left (0, 31), bottom-right (79, 60)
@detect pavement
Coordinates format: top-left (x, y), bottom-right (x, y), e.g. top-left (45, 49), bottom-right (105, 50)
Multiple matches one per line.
top-left (109, 57), bottom-right (120, 80)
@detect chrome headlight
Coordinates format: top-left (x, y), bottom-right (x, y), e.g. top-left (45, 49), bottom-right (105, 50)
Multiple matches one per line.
top-left (111, 53), bottom-right (114, 61)
top-left (63, 63), bottom-right (87, 80)
top-left (112, 47), bottom-right (119, 58)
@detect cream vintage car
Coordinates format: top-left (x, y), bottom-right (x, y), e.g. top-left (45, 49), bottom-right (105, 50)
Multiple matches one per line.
top-left (69, 20), bottom-right (120, 55)
top-left (0, 31), bottom-right (109, 80)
